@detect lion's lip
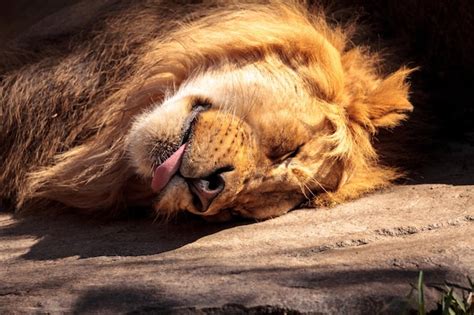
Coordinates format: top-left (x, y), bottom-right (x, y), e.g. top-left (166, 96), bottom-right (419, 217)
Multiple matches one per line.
top-left (151, 143), bottom-right (187, 192)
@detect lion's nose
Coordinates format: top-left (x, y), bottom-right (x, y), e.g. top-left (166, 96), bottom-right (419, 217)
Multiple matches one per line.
top-left (187, 173), bottom-right (225, 212)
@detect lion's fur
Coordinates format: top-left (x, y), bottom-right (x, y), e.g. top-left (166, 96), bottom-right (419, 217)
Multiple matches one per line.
top-left (0, 0), bottom-right (413, 218)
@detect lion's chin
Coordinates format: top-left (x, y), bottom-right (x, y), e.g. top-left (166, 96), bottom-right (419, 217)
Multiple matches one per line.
top-left (151, 175), bottom-right (220, 219)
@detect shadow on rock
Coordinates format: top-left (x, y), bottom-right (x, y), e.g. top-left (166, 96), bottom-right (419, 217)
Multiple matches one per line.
top-left (72, 286), bottom-right (303, 315)
top-left (0, 213), bottom-right (246, 260)
top-left (71, 287), bottom-right (179, 314)
top-left (68, 267), bottom-right (456, 314)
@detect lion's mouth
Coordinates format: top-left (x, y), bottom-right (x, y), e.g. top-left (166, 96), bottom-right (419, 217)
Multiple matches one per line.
top-left (151, 143), bottom-right (187, 192)
top-left (150, 104), bottom-right (208, 193)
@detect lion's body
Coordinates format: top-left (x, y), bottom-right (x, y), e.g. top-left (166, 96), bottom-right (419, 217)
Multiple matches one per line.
top-left (0, 0), bottom-right (412, 220)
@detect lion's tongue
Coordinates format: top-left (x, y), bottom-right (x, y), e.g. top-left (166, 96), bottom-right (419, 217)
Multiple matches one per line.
top-left (151, 143), bottom-right (187, 192)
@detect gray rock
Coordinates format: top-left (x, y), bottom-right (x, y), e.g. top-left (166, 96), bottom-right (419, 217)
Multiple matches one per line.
top-left (1, 181), bottom-right (472, 314)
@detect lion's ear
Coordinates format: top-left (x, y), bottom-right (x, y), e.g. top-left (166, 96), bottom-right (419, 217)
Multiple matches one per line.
top-left (344, 57), bottom-right (414, 133)
top-left (364, 68), bottom-right (414, 130)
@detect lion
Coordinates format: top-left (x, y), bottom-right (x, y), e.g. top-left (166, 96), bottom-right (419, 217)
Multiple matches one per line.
top-left (0, 0), bottom-right (413, 221)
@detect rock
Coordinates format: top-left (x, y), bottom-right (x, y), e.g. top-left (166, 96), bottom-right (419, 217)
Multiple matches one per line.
top-left (0, 181), bottom-right (472, 314)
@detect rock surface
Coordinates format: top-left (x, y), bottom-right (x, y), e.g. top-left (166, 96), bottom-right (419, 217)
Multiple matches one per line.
top-left (1, 179), bottom-right (473, 314)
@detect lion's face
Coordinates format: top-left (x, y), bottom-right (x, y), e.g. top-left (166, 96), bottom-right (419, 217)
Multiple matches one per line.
top-left (127, 55), bottom-right (345, 221)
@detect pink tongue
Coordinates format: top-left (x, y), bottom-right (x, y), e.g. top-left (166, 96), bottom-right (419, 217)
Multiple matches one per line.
top-left (151, 143), bottom-right (187, 192)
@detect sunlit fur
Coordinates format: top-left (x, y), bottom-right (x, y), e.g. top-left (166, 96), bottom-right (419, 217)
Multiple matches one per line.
top-left (0, 1), bottom-right (413, 220)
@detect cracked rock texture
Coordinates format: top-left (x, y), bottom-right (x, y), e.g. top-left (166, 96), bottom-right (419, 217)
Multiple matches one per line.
top-left (1, 179), bottom-right (473, 314)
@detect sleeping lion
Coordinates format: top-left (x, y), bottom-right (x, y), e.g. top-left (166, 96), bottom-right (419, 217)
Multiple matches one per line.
top-left (0, 0), bottom-right (413, 221)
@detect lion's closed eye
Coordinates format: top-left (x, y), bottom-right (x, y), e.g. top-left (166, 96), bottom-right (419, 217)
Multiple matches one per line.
top-left (191, 97), bottom-right (213, 110)
top-left (268, 144), bottom-right (302, 163)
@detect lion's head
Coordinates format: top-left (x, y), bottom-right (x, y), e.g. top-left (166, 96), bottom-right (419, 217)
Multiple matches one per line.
top-left (1, 1), bottom-right (413, 221)
top-left (124, 3), bottom-right (413, 221)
